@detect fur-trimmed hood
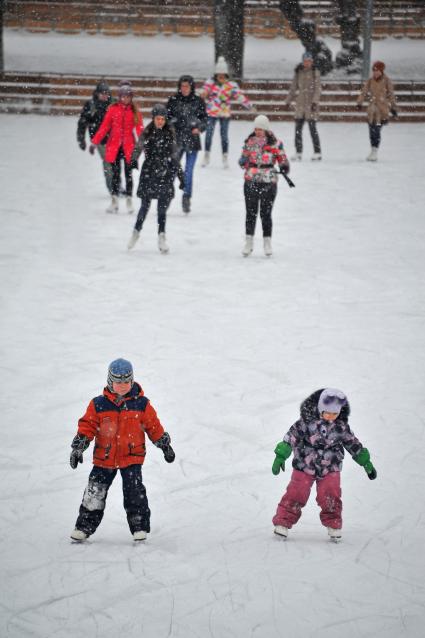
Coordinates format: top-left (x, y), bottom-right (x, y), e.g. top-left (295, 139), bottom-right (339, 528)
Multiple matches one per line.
top-left (300, 389), bottom-right (351, 422)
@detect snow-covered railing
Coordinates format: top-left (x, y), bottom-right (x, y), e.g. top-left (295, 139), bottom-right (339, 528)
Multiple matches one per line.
top-left (1, 72), bottom-right (424, 122)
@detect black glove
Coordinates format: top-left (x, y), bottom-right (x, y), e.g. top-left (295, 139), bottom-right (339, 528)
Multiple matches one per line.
top-left (356, 103), bottom-right (362, 110)
top-left (178, 174), bottom-right (185, 191)
top-left (381, 119), bottom-right (388, 126)
top-left (279, 163), bottom-right (289, 176)
top-left (154, 432), bottom-right (175, 463)
top-left (311, 102), bottom-right (317, 112)
top-left (130, 158), bottom-right (138, 170)
top-left (89, 144), bottom-right (96, 155)
top-left (390, 108), bottom-right (398, 118)
top-left (79, 140), bottom-right (86, 151)
top-left (367, 467), bottom-right (377, 480)
top-left (70, 434), bottom-right (90, 469)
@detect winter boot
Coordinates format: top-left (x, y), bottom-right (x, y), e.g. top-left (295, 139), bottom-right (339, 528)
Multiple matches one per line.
top-left (291, 152), bottom-right (302, 161)
top-left (311, 152), bottom-right (322, 161)
top-left (366, 147), bottom-right (378, 162)
top-left (222, 153), bottom-right (229, 169)
top-left (327, 527), bottom-right (342, 543)
top-left (106, 195), bottom-right (119, 214)
top-left (242, 235), bottom-right (254, 257)
top-left (126, 196), bottom-right (134, 214)
top-left (274, 525), bottom-right (288, 539)
top-left (182, 194), bottom-right (191, 213)
top-left (127, 229), bottom-right (140, 250)
top-left (264, 237), bottom-right (273, 257)
top-left (158, 232), bottom-right (169, 254)
top-left (71, 529), bottom-right (88, 542)
top-left (133, 530), bottom-right (147, 541)
top-left (201, 151), bottom-right (210, 167)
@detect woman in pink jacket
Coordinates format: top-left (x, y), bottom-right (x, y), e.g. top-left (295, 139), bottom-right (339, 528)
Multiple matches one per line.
top-left (90, 82), bottom-right (143, 213)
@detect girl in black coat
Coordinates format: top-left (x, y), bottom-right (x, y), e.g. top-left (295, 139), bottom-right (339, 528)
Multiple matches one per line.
top-left (127, 104), bottom-right (184, 254)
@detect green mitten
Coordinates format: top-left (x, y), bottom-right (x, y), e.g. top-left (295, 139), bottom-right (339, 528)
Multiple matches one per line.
top-left (272, 441), bottom-right (292, 475)
top-left (354, 448), bottom-right (377, 480)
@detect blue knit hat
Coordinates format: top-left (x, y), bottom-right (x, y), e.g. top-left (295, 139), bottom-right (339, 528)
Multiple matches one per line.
top-left (318, 388), bottom-right (346, 416)
top-left (107, 359), bottom-right (134, 390)
top-left (302, 51), bottom-right (314, 62)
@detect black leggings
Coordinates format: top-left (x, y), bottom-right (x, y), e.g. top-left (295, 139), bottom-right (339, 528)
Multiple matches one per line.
top-left (368, 123), bottom-right (382, 148)
top-left (244, 181), bottom-right (277, 238)
top-left (135, 193), bottom-right (173, 234)
top-left (111, 148), bottom-right (133, 197)
top-left (295, 118), bottom-right (321, 154)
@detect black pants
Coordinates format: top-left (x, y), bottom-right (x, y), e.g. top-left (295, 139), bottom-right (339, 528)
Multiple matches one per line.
top-left (244, 181), bottom-right (277, 238)
top-left (75, 464), bottom-right (150, 536)
top-left (111, 148), bottom-right (133, 197)
top-left (295, 118), bottom-right (321, 154)
top-left (135, 193), bottom-right (173, 234)
top-left (368, 123), bottom-right (382, 148)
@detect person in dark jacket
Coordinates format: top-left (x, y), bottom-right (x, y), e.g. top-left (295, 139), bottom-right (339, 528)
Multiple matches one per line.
top-left (166, 75), bottom-right (207, 213)
top-left (127, 104), bottom-right (184, 254)
top-left (76, 81), bottom-right (113, 194)
top-left (271, 388), bottom-right (377, 542)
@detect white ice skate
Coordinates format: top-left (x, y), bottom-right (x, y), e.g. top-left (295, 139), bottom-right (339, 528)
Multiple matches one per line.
top-left (274, 526), bottom-right (288, 539)
top-left (127, 229), bottom-right (140, 250)
top-left (158, 232), bottom-right (169, 254)
top-left (106, 195), bottom-right (119, 214)
top-left (126, 196), bottom-right (134, 214)
top-left (291, 153), bottom-right (302, 161)
top-left (242, 235), bottom-right (254, 257)
top-left (263, 237), bottom-right (272, 257)
top-left (327, 527), bottom-right (342, 543)
top-left (70, 529), bottom-right (88, 542)
top-left (366, 147), bottom-right (378, 162)
top-left (311, 152), bottom-right (322, 161)
top-left (201, 151), bottom-right (210, 167)
top-left (222, 153), bottom-right (229, 169)
top-left (133, 531), bottom-right (147, 541)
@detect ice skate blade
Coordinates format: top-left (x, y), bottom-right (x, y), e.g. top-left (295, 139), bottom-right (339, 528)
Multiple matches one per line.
top-left (274, 525), bottom-right (288, 539)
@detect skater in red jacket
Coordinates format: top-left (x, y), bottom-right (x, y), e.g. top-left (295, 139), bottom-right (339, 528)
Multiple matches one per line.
top-left (90, 82), bottom-right (143, 214)
top-left (69, 358), bottom-right (175, 542)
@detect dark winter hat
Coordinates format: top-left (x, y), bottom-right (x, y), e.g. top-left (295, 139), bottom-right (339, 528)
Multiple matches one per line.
top-left (372, 60), bottom-right (385, 73)
top-left (152, 103), bottom-right (168, 119)
top-left (96, 81), bottom-right (110, 95)
top-left (118, 81), bottom-right (134, 97)
top-left (302, 51), bottom-right (314, 62)
top-left (318, 388), bottom-right (347, 416)
top-left (107, 358), bottom-right (134, 390)
top-left (178, 74), bottom-right (195, 91)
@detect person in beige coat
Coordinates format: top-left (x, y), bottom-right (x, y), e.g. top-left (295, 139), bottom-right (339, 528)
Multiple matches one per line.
top-left (357, 60), bottom-right (398, 161)
top-left (285, 52), bottom-right (322, 161)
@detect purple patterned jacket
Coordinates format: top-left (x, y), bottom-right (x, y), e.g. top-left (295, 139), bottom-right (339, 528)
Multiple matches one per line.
top-left (282, 389), bottom-right (364, 478)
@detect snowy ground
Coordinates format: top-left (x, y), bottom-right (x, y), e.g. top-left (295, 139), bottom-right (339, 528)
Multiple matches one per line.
top-left (4, 29), bottom-right (425, 79)
top-left (1, 114), bottom-right (425, 638)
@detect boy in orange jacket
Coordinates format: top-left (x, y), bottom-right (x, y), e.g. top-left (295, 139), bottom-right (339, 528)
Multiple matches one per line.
top-left (69, 359), bottom-right (175, 542)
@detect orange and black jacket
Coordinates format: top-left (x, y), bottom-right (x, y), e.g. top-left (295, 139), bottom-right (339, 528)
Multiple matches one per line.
top-left (77, 382), bottom-right (165, 469)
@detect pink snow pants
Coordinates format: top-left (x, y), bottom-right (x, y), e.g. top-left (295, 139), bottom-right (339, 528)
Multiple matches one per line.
top-left (273, 469), bottom-right (342, 529)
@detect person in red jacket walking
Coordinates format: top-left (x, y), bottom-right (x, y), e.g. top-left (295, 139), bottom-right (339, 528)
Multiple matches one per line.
top-left (69, 358), bottom-right (175, 542)
top-left (90, 82), bottom-right (143, 214)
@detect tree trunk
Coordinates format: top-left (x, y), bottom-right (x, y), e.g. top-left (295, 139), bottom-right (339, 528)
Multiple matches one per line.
top-left (0, 0), bottom-right (4, 73)
top-left (213, 0), bottom-right (245, 80)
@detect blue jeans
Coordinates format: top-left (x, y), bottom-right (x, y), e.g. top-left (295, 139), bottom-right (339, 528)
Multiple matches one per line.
top-left (75, 464), bottom-right (151, 536)
top-left (179, 150), bottom-right (198, 198)
top-left (205, 117), bottom-right (230, 154)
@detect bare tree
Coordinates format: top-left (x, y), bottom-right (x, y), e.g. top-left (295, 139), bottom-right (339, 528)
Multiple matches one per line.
top-left (214, 0), bottom-right (245, 79)
top-left (0, 0), bottom-right (4, 73)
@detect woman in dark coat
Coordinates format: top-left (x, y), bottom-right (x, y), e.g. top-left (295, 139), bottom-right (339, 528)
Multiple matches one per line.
top-left (166, 75), bottom-right (207, 213)
top-left (127, 104), bottom-right (184, 254)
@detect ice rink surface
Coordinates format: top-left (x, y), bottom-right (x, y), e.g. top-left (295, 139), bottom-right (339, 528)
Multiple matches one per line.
top-left (0, 114), bottom-right (424, 637)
